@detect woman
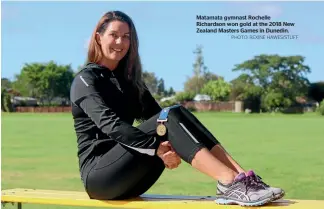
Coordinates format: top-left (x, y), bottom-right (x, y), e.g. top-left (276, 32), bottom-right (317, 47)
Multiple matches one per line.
top-left (70, 11), bottom-right (284, 207)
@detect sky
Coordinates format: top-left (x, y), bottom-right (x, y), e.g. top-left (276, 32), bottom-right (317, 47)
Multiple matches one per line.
top-left (2, 1), bottom-right (324, 91)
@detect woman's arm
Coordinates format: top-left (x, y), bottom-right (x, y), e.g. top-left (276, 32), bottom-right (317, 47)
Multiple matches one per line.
top-left (70, 70), bottom-right (160, 156)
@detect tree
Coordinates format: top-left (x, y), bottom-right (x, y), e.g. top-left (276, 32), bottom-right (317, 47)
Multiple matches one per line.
top-left (193, 45), bottom-right (208, 77)
top-left (308, 81), bottom-right (324, 103)
top-left (11, 73), bottom-right (33, 97)
top-left (230, 74), bottom-right (263, 112)
top-left (142, 71), bottom-right (176, 98)
top-left (1, 78), bottom-right (12, 90)
top-left (232, 54), bottom-right (311, 111)
top-left (12, 63), bottom-right (44, 98)
top-left (230, 74), bottom-right (263, 100)
top-left (184, 75), bottom-right (206, 94)
top-left (261, 90), bottom-right (293, 112)
top-left (11, 61), bottom-right (74, 105)
top-left (1, 88), bottom-right (14, 112)
top-left (317, 99), bottom-right (324, 116)
top-left (45, 62), bottom-right (74, 103)
top-left (204, 71), bottom-right (221, 81)
top-left (167, 87), bottom-right (175, 96)
top-left (157, 78), bottom-right (166, 96)
top-left (184, 45), bottom-right (220, 93)
top-left (201, 78), bottom-right (231, 101)
top-left (175, 91), bottom-right (196, 102)
top-left (188, 45), bottom-right (207, 94)
top-left (184, 74), bottom-right (221, 95)
top-left (142, 71), bottom-right (158, 94)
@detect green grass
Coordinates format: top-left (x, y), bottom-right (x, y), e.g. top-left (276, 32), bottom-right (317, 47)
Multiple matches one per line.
top-left (1, 112), bottom-right (324, 209)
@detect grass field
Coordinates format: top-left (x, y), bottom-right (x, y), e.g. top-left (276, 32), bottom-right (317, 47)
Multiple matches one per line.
top-left (1, 112), bottom-right (324, 209)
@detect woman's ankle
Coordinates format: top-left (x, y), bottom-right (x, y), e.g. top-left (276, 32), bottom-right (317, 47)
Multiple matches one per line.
top-left (218, 171), bottom-right (239, 185)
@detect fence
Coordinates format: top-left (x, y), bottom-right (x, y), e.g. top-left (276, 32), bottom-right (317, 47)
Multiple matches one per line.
top-left (14, 101), bottom-right (244, 113)
top-left (182, 101), bottom-right (243, 112)
top-left (15, 106), bottom-right (72, 113)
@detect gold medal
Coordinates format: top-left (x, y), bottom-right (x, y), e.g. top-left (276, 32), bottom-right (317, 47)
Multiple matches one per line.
top-left (156, 124), bottom-right (167, 136)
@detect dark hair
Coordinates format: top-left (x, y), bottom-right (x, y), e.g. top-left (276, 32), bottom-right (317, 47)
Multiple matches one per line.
top-left (87, 11), bottom-right (145, 98)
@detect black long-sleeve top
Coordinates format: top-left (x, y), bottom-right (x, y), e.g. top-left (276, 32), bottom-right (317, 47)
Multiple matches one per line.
top-left (70, 62), bottom-right (162, 178)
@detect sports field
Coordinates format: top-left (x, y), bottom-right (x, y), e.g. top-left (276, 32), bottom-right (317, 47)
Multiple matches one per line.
top-left (1, 112), bottom-right (324, 209)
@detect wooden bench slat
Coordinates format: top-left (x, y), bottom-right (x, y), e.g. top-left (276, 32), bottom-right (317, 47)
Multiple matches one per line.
top-left (2, 188), bottom-right (324, 209)
top-left (0, 188), bottom-right (227, 209)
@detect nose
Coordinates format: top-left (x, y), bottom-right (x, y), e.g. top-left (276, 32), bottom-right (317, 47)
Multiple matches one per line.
top-left (115, 36), bottom-right (122, 44)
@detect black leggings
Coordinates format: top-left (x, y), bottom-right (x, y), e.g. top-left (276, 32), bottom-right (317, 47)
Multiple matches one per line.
top-left (85, 105), bottom-right (220, 200)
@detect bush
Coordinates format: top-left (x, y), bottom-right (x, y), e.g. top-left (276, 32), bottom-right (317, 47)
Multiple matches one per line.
top-left (317, 99), bottom-right (324, 116)
top-left (175, 91), bottom-right (195, 102)
top-left (186, 105), bottom-right (197, 112)
top-left (159, 99), bottom-right (179, 108)
top-left (1, 89), bottom-right (14, 112)
top-left (201, 79), bottom-right (231, 101)
top-left (153, 94), bottom-right (163, 101)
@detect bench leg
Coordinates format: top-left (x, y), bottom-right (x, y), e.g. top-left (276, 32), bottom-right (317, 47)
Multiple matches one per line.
top-left (17, 203), bottom-right (22, 209)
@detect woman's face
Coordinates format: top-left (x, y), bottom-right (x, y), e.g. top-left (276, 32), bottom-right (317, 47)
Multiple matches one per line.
top-left (97, 20), bottom-right (130, 63)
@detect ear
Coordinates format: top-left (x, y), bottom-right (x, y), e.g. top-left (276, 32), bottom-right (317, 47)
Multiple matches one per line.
top-left (95, 32), bottom-right (101, 45)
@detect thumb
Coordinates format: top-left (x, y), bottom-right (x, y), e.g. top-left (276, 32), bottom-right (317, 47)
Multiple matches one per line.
top-left (161, 141), bottom-right (171, 147)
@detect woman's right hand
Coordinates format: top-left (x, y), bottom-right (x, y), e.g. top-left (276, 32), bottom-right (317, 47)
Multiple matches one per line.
top-left (157, 141), bottom-right (181, 169)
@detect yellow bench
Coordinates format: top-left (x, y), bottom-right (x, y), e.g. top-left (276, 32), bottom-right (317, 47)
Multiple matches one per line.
top-left (2, 188), bottom-right (324, 209)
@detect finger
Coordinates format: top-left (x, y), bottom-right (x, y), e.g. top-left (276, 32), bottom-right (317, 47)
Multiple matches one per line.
top-left (165, 163), bottom-right (177, 169)
top-left (164, 152), bottom-right (178, 160)
top-left (169, 163), bottom-right (179, 169)
top-left (165, 163), bottom-right (175, 169)
top-left (163, 156), bottom-right (177, 164)
top-left (161, 141), bottom-right (169, 145)
top-left (161, 141), bottom-right (171, 147)
top-left (162, 151), bottom-right (175, 157)
top-left (163, 158), bottom-right (175, 165)
top-left (163, 152), bottom-right (179, 159)
top-left (164, 159), bottom-right (179, 167)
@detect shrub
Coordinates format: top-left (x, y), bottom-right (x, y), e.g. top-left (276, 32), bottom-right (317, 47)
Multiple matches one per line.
top-left (186, 105), bottom-right (197, 112)
top-left (1, 89), bottom-right (14, 112)
top-left (201, 79), bottom-right (231, 101)
top-left (159, 99), bottom-right (178, 108)
top-left (317, 99), bottom-right (324, 116)
top-left (175, 91), bottom-right (195, 102)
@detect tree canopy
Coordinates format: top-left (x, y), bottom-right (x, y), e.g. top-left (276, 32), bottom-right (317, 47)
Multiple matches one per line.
top-left (8, 61), bottom-right (74, 105)
top-left (2, 47), bottom-right (319, 114)
top-left (232, 54), bottom-right (311, 111)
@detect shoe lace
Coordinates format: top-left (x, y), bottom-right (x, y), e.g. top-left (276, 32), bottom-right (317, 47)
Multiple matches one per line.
top-left (248, 174), bottom-right (270, 188)
top-left (241, 176), bottom-right (265, 194)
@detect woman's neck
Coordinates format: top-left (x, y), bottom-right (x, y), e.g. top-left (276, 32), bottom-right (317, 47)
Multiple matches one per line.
top-left (99, 59), bottom-right (119, 71)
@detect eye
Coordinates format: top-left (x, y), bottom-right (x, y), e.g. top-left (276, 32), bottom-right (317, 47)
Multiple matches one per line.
top-left (124, 34), bottom-right (130, 39)
top-left (110, 33), bottom-right (118, 38)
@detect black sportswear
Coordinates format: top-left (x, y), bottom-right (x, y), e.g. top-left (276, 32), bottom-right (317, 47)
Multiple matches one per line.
top-left (70, 62), bottom-right (220, 200)
top-left (70, 63), bottom-right (161, 182)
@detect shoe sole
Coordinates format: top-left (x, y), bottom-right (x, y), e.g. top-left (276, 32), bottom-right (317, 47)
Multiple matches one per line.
top-left (215, 196), bottom-right (273, 207)
top-left (271, 191), bottom-right (285, 202)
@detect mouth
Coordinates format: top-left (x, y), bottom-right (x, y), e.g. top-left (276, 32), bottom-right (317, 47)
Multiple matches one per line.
top-left (112, 48), bottom-right (123, 53)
